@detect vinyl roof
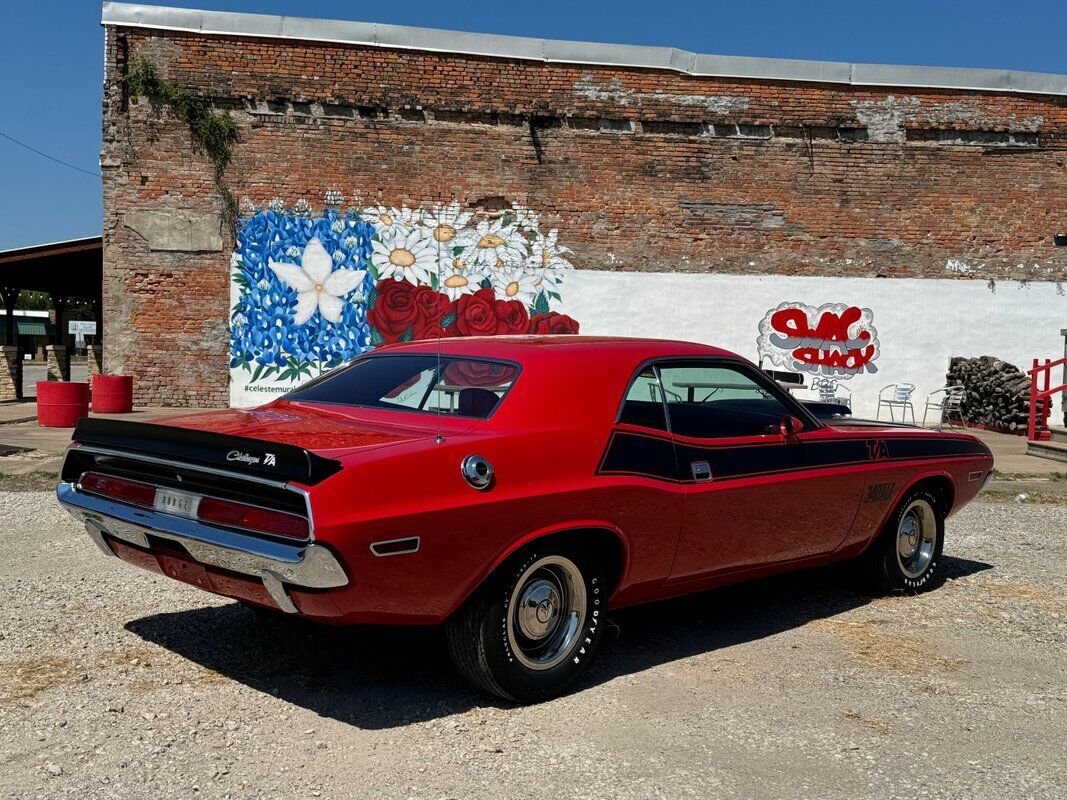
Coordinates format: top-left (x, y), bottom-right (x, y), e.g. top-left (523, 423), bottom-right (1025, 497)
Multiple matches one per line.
top-left (102, 2), bottom-right (1067, 97)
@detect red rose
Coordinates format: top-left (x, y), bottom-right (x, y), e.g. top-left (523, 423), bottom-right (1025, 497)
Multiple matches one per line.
top-left (412, 285), bottom-right (454, 326)
top-left (528, 312), bottom-right (580, 335)
top-left (452, 288), bottom-right (499, 337)
top-left (368, 279), bottom-right (418, 343)
top-left (412, 320), bottom-right (453, 341)
top-left (493, 299), bottom-right (530, 335)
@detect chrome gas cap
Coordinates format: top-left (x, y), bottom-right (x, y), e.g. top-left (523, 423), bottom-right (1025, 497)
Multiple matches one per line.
top-left (461, 455), bottom-right (494, 490)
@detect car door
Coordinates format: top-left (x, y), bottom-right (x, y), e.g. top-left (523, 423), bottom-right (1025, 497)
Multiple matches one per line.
top-left (656, 360), bottom-right (865, 581)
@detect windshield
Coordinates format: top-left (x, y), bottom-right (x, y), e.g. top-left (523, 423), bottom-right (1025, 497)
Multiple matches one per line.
top-left (285, 355), bottom-right (520, 419)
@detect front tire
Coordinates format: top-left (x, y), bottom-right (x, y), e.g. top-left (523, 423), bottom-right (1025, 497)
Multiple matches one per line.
top-left (862, 488), bottom-right (945, 594)
top-left (445, 547), bottom-right (608, 703)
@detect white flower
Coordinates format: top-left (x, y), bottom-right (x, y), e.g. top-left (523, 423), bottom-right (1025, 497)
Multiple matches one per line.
top-left (231, 312), bottom-right (248, 328)
top-left (437, 258), bottom-right (488, 300)
top-left (360, 206), bottom-right (411, 242)
top-left (528, 228), bottom-right (574, 290)
top-left (370, 227), bottom-right (438, 285)
top-left (343, 235), bottom-right (359, 250)
top-left (491, 267), bottom-right (539, 305)
top-left (256, 278), bottom-right (271, 291)
top-left (268, 198), bottom-right (286, 213)
top-left (285, 245), bottom-right (301, 259)
top-left (293, 199), bottom-right (312, 216)
top-left (459, 218), bottom-right (529, 269)
top-left (331, 219), bottom-right (345, 234)
top-left (268, 237), bottom-right (366, 325)
top-left (511, 203), bottom-right (541, 232)
top-left (424, 201), bottom-right (474, 247)
top-left (324, 189), bottom-right (344, 206)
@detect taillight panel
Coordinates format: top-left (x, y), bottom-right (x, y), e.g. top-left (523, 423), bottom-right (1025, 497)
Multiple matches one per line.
top-left (77, 471), bottom-right (309, 541)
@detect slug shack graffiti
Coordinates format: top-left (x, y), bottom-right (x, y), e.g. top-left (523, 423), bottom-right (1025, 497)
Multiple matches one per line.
top-left (229, 199), bottom-right (580, 407)
top-left (757, 302), bottom-right (880, 378)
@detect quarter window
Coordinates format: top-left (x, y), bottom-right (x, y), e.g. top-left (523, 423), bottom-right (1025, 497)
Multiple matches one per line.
top-left (618, 367), bottom-right (668, 431)
top-left (657, 363), bottom-right (794, 439)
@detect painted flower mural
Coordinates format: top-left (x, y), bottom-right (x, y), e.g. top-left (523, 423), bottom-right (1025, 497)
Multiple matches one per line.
top-left (229, 198), bottom-right (581, 407)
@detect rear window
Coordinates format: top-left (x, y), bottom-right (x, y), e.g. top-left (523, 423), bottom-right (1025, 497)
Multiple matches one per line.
top-left (285, 355), bottom-right (519, 419)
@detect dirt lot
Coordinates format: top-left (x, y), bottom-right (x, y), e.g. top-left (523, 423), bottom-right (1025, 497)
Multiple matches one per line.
top-left (1, 490), bottom-right (1064, 800)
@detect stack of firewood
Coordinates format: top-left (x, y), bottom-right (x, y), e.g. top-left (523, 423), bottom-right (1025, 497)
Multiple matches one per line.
top-left (946, 356), bottom-right (1035, 432)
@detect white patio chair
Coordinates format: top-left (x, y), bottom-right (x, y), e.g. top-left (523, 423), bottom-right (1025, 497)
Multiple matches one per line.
top-left (876, 383), bottom-right (916, 423)
top-left (923, 386), bottom-right (967, 430)
top-left (812, 377), bottom-right (852, 409)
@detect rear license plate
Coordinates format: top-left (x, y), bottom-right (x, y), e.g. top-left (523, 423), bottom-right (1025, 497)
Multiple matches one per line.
top-left (153, 487), bottom-right (201, 518)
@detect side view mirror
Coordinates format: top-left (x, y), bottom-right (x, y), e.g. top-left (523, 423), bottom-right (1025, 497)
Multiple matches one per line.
top-left (779, 415), bottom-right (804, 440)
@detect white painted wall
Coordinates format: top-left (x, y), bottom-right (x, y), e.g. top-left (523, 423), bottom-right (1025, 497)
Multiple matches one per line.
top-left (563, 271), bottom-right (1067, 422)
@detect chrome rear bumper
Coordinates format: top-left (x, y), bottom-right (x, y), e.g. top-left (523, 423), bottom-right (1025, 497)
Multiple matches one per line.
top-left (56, 482), bottom-right (348, 613)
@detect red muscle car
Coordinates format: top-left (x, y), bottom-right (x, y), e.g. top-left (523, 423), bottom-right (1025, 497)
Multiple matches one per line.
top-left (58, 337), bottom-right (993, 702)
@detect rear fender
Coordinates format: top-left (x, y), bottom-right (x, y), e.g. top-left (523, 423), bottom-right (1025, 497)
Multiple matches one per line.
top-left (446, 519), bottom-right (630, 618)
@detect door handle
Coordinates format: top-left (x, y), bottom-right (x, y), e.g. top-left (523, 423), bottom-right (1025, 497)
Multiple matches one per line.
top-left (691, 461), bottom-right (712, 482)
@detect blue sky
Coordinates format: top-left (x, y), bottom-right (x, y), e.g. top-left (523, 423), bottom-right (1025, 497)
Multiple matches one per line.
top-left (1, 0), bottom-right (1064, 250)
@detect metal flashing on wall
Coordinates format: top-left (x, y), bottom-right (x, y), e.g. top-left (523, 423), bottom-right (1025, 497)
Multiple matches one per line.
top-left (101, 2), bottom-right (1067, 98)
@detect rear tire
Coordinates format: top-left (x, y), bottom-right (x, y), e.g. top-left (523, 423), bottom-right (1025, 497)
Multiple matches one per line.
top-left (862, 488), bottom-right (945, 594)
top-left (445, 546), bottom-right (608, 703)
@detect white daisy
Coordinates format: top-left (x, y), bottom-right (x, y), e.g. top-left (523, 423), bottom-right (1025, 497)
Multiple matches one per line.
top-left (528, 228), bottom-right (574, 290)
top-left (370, 227), bottom-right (437, 285)
top-left (424, 201), bottom-right (475, 247)
top-left (459, 218), bottom-right (529, 269)
top-left (360, 206), bottom-right (411, 242)
top-left (510, 203), bottom-right (541, 232)
top-left (437, 258), bottom-right (488, 300)
top-left (268, 237), bottom-right (366, 325)
top-left (491, 267), bottom-right (540, 305)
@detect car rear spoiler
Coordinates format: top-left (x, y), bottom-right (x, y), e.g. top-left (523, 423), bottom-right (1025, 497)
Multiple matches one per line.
top-left (69, 418), bottom-right (343, 485)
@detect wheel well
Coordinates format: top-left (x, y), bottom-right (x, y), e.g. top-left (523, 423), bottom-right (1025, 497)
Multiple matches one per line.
top-left (510, 528), bottom-right (626, 596)
top-left (910, 474), bottom-right (956, 516)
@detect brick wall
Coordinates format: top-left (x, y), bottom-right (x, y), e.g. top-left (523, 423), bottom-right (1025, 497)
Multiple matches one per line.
top-left (101, 26), bottom-right (1067, 407)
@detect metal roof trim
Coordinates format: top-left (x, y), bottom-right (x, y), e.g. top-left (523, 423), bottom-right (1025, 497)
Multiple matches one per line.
top-left (100, 2), bottom-right (1067, 97)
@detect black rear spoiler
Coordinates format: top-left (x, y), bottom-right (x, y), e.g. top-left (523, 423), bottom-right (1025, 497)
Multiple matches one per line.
top-left (69, 418), bottom-right (342, 485)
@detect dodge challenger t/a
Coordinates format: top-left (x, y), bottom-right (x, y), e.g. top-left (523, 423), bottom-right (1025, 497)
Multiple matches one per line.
top-left (57, 337), bottom-right (993, 702)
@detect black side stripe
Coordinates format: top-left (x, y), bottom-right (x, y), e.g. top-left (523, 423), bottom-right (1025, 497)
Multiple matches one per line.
top-left (597, 430), bottom-right (989, 484)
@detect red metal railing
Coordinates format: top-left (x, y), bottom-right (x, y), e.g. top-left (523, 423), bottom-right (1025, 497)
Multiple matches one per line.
top-left (1028, 357), bottom-right (1067, 441)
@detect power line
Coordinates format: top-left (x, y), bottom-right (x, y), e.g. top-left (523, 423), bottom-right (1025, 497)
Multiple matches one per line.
top-left (0, 129), bottom-right (101, 178)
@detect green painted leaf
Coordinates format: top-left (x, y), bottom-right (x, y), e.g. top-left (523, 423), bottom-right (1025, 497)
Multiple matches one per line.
top-left (533, 291), bottom-right (550, 315)
top-left (369, 327), bottom-right (385, 347)
top-left (367, 285), bottom-right (379, 310)
top-left (250, 363), bottom-right (265, 383)
top-left (479, 278), bottom-right (492, 289)
top-left (441, 310), bottom-right (457, 328)
top-left (399, 326), bottom-right (414, 343)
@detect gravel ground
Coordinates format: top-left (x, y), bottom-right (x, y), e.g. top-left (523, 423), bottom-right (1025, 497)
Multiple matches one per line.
top-left (1, 491), bottom-right (1064, 800)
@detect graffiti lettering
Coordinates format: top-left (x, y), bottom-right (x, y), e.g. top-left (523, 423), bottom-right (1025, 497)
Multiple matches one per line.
top-left (757, 302), bottom-right (880, 378)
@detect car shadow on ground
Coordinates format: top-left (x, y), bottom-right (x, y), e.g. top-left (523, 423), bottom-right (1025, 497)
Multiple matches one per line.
top-left (125, 555), bottom-right (992, 730)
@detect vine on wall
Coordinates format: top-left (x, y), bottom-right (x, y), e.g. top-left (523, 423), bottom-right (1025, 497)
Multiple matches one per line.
top-left (125, 55), bottom-right (239, 224)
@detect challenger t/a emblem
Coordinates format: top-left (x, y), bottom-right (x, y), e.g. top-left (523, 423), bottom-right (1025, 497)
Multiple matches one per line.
top-left (264, 453), bottom-right (276, 466)
top-left (226, 450), bottom-right (261, 465)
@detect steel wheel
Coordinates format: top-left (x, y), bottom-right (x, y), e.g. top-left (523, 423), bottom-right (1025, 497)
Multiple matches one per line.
top-left (895, 499), bottom-right (937, 579)
top-left (506, 555), bottom-right (587, 671)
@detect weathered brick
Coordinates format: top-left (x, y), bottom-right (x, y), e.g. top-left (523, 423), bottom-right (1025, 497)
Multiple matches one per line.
top-left (101, 25), bottom-right (1067, 407)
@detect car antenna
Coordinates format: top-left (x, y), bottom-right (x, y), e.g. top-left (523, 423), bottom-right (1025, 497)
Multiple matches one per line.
top-left (434, 204), bottom-right (445, 444)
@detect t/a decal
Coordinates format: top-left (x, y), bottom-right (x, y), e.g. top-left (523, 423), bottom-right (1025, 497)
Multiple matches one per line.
top-left (866, 440), bottom-right (889, 461)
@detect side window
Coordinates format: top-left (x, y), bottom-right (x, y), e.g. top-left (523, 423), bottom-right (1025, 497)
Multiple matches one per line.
top-left (618, 368), bottom-right (668, 431)
top-left (658, 363), bottom-right (793, 439)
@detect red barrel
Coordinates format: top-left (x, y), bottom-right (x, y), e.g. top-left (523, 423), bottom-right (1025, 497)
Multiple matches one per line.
top-left (91, 375), bottom-right (134, 414)
top-left (37, 381), bottom-right (90, 427)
